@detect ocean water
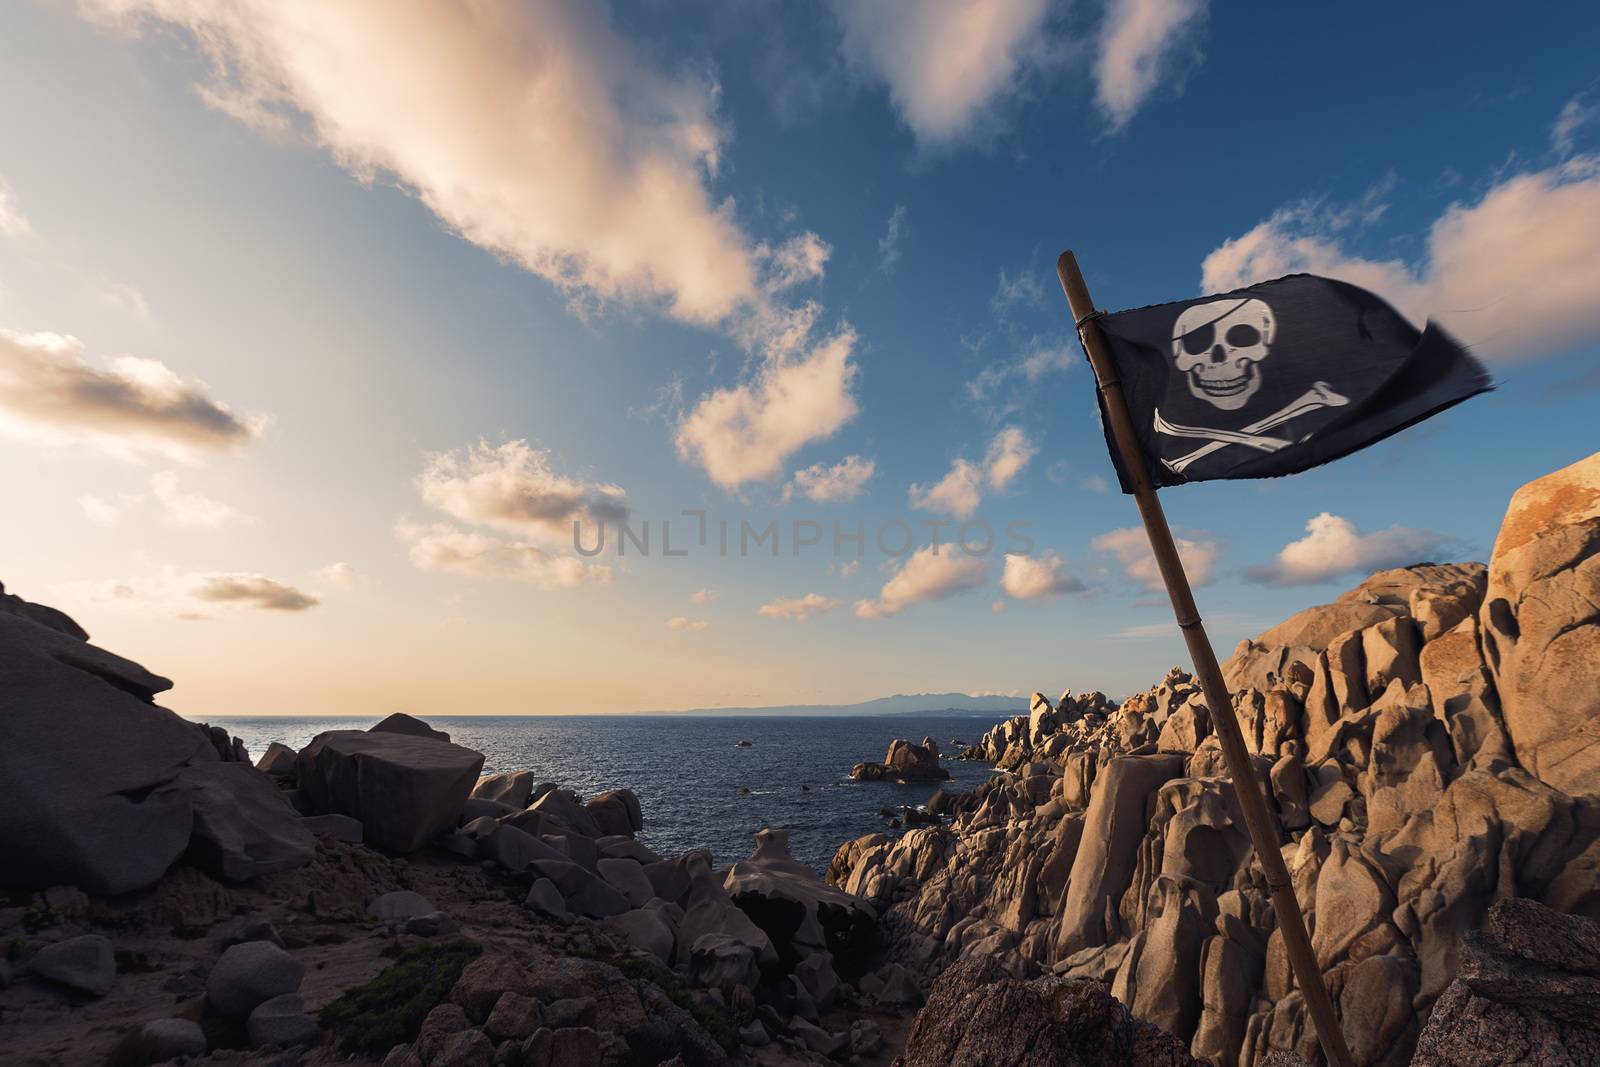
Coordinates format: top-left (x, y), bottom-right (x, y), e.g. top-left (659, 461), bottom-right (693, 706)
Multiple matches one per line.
top-left (212, 714), bottom-right (1005, 872)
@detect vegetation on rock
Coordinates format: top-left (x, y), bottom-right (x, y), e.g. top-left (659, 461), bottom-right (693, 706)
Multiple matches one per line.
top-left (319, 939), bottom-right (482, 1053)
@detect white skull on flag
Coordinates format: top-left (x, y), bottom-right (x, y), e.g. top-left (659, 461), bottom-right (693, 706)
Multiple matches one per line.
top-left (1171, 297), bottom-right (1276, 411)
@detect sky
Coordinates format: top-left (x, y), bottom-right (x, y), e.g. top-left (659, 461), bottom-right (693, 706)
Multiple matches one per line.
top-left (1, 0), bottom-right (1597, 717)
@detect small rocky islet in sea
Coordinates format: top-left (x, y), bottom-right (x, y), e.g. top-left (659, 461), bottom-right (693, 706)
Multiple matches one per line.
top-left (1, 450), bottom-right (1598, 1066)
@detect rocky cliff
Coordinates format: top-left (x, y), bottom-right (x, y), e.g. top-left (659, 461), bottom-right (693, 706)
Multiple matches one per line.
top-left (828, 450), bottom-right (1600, 1066)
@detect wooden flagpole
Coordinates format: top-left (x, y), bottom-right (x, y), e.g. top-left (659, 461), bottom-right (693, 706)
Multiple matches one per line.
top-left (1056, 251), bottom-right (1355, 1067)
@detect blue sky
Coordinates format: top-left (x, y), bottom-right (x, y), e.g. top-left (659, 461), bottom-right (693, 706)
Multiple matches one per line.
top-left (0, 1), bottom-right (1596, 715)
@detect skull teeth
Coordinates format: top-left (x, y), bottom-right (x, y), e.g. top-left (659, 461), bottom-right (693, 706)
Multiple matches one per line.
top-left (1190, 366), bottom-right (1254, 395)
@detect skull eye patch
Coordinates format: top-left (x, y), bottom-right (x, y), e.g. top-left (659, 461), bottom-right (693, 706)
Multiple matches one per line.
top-left (1225, 323), bottom-right (1261, 348)
top-left (1180, 324), bottom-right (1214, 355)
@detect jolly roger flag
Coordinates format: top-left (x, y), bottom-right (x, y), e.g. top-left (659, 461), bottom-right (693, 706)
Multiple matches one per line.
top-left (1089, 273), bottom-right (1493, 493)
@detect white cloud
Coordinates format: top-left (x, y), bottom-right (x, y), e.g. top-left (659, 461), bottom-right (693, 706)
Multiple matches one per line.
top-left (909, 458), bottom-right (983, 520)
top-left (761, 232), bottom-right (831, 293)
top-left (690, 588), bottom-right (718, 604)
top-left (0, 329), bottom-right (264, 462)
top-left (837, 559), bottom-right (861, 577)
top-left (833, 0), bottom-right (1055, 146)
top-left (417, 439), bottom-right (626, 541)
top-left (1095, 0), bottom-right (1207, 130)
top-left (675, 326), bottom-right (859, 487)
top-left (666, 616), bottom-right (710, 631)
top-left (879, 204), bottom-right (908, 273)
top-left (1246, 512), bottom-right (1458, 587)
top-left (0, 175), bottom-right (30, 236)
top-left (99, 282), bottom-right (152, 321)
top-left (1001, 551), bottom-right (1085, 599)
top-left (855, 546), bottom-right (988, 619)
top-left (88, 0), bottom-right (775, 327)
top-left (79, 494), bottom-right (128, 526)
top-left (1201, 155), bottom-right (1600, 362)
top-left (1092, 525), bottom-right (1218, 591)
top-left (193, 573), bottom-right (317, 611)
top-left (757, 593), bottom-right (842, 622)
top-left (786, 454), bottom-right (875, 503)
top-left (67, 568), bottom-right (319, 616)
top-left (316, 562), bottom-right (356, 587)
top-left (399, 522), bottom-right (613, 588)
top-left (965, 337), bottom-right (1074, 411)
top-left (150, 470), bottom-right (253, 528)
top-left (1553, 90), bottom-right (1598, 155)
top-left (991, 269), bottom-right (1045, 315)
top-left (984, 426), bottom-right (1036, 490)
top-left (1081, 473), bottom-right (1111, 494)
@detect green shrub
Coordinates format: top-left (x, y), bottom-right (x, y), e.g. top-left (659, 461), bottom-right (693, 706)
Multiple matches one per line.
top-left (608, 955), bottom-right (748, 1048)
top-left (319, 939), bottom-right (482, 1054)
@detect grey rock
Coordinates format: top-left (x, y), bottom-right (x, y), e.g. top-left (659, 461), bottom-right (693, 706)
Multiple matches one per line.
top-left (405, 911), bottom-right (461, 937)
top-left (472, 770), bottom-right (540, 807)
top-left (207, 940), bottom-right (304, 1018)
top-left (596, 857), bottom-right (654, 907)
top-left (525, 877), bottom-right (570, 919)
top-left (370, 712), bottom-right (451, 743)
top-left (295, 729), bottom-right (483, 853)
top-left (256, 742), bottom-right (298, 776)
top-left (178, 761), bottom-right (317, 881)
top-left (529, 858), bottom-right (630, 918)
top-left (247, 992), bottom-right (321, 1047)
top-left (372, 890), bottom-right (436, 921)
top-left (30, 934), bottom-right (116, 997)
top-left (117, 1018), bottom-right (208, 1065)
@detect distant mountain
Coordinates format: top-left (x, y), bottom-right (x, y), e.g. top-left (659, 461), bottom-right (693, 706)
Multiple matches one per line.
top-left (651, 692), bottom-right (1026, 717)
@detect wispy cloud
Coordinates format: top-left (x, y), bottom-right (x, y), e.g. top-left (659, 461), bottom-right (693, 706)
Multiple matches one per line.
top-left (1093, 525), bottom-right (1218, 591)
top-left (1245, 512), bottom-right (1459, 587)
top-left (87, 0), bottom-right (766, 327)
top-left (856, 547), bottom-right (987, 619)
top-left (879, 205), bottom-right (908, 273)
top-left (1095, 0), bottom-right (1208, 130)
top-left (757, 593), bottom-right (842, 622)
top-left (194, 573), bottom-right (317, 611)
top-left (991, 269), bottom-right (1045, 315)
top-left (1201, 153), bottom-right (1600, 362)
top-left (416, 439), bottom-right (626, 541)
top-left (399, 521), bottom-right (614, 588)
top-left (0, 175), bottom-right (31, 236)
top-left (786, 454), bottom-right (875, 503)
top-left (909, 458), bottom-right (983, 520)
top-left (690, 588), bottom-right (719, 604)
top-left (150, 471), bottom-right (253, 528)
top-left (0, 329), bottom-right (265, 462)
top-left (984, 426), bottom-right (1036, 490)
top-left (675, 323), bottom-right (859, 488)
top-left (316, 562), bottom-right (356, 587)
top-left (666, 616), bottom-right (710, 631)
top-left (73, 568), bottom-right (319, 615)
top-left (832, 0), bottom-right (1057, 146)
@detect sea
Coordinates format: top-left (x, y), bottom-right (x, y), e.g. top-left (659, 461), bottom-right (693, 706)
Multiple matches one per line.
top-left (212, 714), bottom-right (1007, 873)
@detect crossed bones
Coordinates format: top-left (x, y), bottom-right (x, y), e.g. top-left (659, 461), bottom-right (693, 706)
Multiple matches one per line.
top-left (1153, 382), bottom-right (1350, 474)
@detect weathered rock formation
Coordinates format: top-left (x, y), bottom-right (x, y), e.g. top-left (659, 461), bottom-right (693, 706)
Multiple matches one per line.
top-left (901, 956), bottom-right (1204, 1066)
top-left (852, 738), bottom-right (951, 782)
top-left (830, 452), bottom-right (1600, 1067)
top-left (0, 583), bottom-right (313, 896)
top-left (1410, 897), bottom-right (1600, 1066)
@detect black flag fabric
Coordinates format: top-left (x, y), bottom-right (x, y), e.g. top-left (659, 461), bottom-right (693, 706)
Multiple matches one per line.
top-left (1089, 274), bottom-right (1492, 493)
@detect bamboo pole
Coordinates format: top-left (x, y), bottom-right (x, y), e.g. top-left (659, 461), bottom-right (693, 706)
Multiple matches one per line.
top-left (1056, 251), bottom-right (1355, 1067)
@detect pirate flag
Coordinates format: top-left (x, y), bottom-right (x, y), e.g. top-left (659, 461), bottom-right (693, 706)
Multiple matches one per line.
top-left (1090, 274), bottom-right (1492, 493)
